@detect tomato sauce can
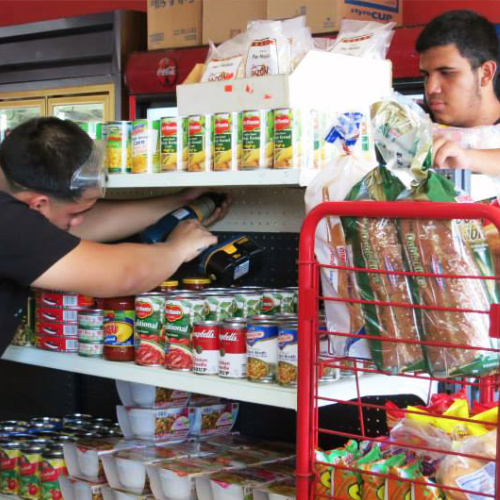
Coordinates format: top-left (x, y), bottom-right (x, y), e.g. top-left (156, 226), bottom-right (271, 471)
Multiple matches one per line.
top-left (277, 323), bottom-right (298, 387)
top-left (103, 297), bottom-right (135, 362)
top-left (164, 297), bottom-right (208, 371)
top-left (232, 291), bottom-right (262, 318)
top-left (204, 293), bottom-right (236, 322)
top-left (246, 319), bottom-right (279, 383)
top-left (18, 444), bottom-right (44, 500)
top-left (35, 291), bottom-right (94, 309)
top-left (40, 449), bottom-right (66, 500)
top-left (35, 336), bottom-right (78, 353)
top-left (219, 321), bottom-right (247, 379)
top-left (35, 321), bottom-right (77, 337)
top-left (192, 321), bottom-right (220, 375)
top-left (134, 292), bottom-right (166, 367)
top-left (0, 440), bottom-right (23, 495)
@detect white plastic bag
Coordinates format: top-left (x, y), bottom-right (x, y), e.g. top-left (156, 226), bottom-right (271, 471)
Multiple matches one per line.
top-left (201, 33), bottom-right (248, 82)
top-left (304, 112), bottom-right (377, 359)
top-left (330, 19), bottom-right (395, 59)
top-left (245, 20), bottom-right (291, 77)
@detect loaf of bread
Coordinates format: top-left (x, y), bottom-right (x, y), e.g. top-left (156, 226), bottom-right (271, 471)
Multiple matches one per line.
top-left (399, 218), bottom-right (491, 375)
top-left (356, 217), bottom-right (424, 372)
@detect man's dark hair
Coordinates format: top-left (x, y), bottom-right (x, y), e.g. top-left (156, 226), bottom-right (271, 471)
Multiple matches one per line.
top-left (0, 117), bottom-right (93, 201)
top-left (416, 10), bottom-right (499, 72)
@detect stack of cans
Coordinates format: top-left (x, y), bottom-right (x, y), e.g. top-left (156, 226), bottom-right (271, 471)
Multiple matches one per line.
top-left (34, 291), bottom-right (95, 353)
top-left (77, 309), bottom-right (104, 358)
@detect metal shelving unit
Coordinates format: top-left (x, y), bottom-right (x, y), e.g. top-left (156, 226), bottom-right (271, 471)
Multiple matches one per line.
top-left (2, 346), bottom-right (432, 411)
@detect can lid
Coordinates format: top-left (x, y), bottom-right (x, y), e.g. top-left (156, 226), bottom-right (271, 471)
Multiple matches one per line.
top-left (182, 278), bottom-right (211, 285)
top-left (161, 280), bottom-right (179, 287)
top-left (193, 320), bottom-right (222, 327)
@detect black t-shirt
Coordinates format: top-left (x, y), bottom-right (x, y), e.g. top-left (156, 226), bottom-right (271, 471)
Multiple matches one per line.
top-left (0, 191), bottom-right (80, 355)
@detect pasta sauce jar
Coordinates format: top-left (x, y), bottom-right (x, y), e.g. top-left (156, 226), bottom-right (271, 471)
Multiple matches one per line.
top-left (103, 296), bottom-right (135, 362)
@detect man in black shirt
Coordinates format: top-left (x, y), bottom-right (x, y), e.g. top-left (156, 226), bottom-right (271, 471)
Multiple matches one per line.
top-left (415, 10), bottom-right (500, 174)
top-left (0, 117), bottom-right (225, 354)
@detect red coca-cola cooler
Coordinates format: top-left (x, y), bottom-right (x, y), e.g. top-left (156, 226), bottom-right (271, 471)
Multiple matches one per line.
top-left (124, 47), bottom-right (209, 120)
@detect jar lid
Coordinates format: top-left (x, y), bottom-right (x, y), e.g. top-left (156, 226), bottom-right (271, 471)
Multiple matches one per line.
top-left (182, 278), bottom-right (211, 285)
top-left (162, 280), bottom-right (179, 287)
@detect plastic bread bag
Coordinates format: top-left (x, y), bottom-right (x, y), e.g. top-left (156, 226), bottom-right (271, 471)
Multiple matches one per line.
top-left (342, 165), bottom-right (427, 374)
top-left (330, 19), bottom-right (395, 59)
top-left (201, 32), bottom-right (248, 82)
top-left (305, 112), bottom-right (377, 360)
top-left (435, 431), bottom-right (496, 500)
top-left (371, 93), bottom-right (434, 186)
top-left (245, 20), bottom-right (291, 77)
top-left (397, 171), bottom-right (498, 377)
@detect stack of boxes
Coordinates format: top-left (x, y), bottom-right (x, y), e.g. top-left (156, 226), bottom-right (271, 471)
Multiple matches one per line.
top-left (147, 0), bottom-right (403, 51)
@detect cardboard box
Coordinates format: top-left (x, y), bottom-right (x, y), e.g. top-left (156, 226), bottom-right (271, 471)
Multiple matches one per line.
top-left (147, 0), bottom-right (202, 50)
top-left (203, 0), bottom-right (267, 45)
top-left (267, 0), bottom-right (402, 34)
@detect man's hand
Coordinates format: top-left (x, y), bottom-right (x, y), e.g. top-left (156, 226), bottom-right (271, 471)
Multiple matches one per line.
top-left (166, 219), bottom-right (218, 262)
top-left (178, 188), bottom-right (231, 227)
top-left (432, 136), bottom-right (471, 170)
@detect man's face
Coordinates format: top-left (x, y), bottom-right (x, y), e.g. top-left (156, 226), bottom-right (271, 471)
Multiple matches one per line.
top-left (45, 190), bottom-right (99, 231)
top-left (419, 43), bottom-right (482, 127)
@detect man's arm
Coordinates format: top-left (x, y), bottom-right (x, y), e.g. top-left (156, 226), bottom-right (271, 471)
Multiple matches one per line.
top-left (433, 136), bottom-right (500, 176)
top-left (33, 219), bottom-right (216, 296)
top-left (71, 188), bottom-right (228, 242)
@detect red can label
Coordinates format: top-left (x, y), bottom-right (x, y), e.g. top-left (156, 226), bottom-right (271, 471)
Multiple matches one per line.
top-left (35, 335), bottom-right (78, 352)
top-left (35, 291), bottom-right (94, 308)
top-left (36, 307), bottom-right (85, 323)
top-left (35, 321), bottom-right (77, 337)
top-left (218, 325), bottom-right (246, 378)
top-left (193, 321), bottom-right (220, 375)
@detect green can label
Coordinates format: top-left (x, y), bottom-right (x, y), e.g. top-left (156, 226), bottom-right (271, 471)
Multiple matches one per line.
top-left (19, 451), bottom-right (42, 500)
top-left (131, 119), bottom-right (161, 173)
top-left (0, 448), bottom-right (21, 495)
top-left (214, 113), bottom-right (241, 171)
top-left (206, 295), bottom-right (236, 321)
top-left (241, 110), bottom-right (274, 169)
top-left (188, 115), bottom-right (213, 171)
top-left (160, 117), bottom-right (179, 171)
top-left (107, 121), bottom-right (132, 173)
top-left (233, 292), bottom-right (262, 318)
top-left (274, 109), bottom-right (301, 169)
top-left (41, 457), bottom-right (66, 500)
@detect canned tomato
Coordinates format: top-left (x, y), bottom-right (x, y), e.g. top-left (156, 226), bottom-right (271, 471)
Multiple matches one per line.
top-left (246, 320), bottom-right (279, 383)
top-left (233, 291), bottom-right (262, 318)
top-left (35, 336), bottom-right (78, 353)
top-left (164, 297), bottom-right (208, 371)
top-left (134, 292), bottom-right (166, 367)
top-left (193, 321), bottom-right (220, 375)
top-left (0, 439), bottom-right (23, 495)
top-left (219, 321), bottom-right (247, 379)
top-left (40, 449), bottom-right (66, 500)
top-left (19, 444), bottom-right (44, 500)
top-left (205, 294), bottom-right (236, 322)
top-left (77, 310), bottom-right (104, 331)
top-left (107, 121), bottom-right (132, 174)
top-left (35, 306), bottom-right (85, 323)
top-left (35, 291), bottom-right (94, 309)
top-left (131, 119), bottom-right (161, 173)
top-left (35, 321), bottom-right (77, 337)
top-left (277, 324), bottom-right (298, 387)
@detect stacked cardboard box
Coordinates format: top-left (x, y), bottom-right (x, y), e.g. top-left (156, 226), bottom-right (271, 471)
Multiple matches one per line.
top-left (147, 0), bottom-right (403, 51)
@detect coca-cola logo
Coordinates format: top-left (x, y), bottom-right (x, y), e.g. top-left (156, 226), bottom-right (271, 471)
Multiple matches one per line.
top-left (243, 116), bottom-right (260, 131)
top-left (157, 57), bottom-right (177, 87)
top-left (166, 305), bottom-right (183, 322)
top-left (215, 119), bottom-right (230, 135)
top-left (275, 115), bottom-right (291, 131)
top-left (161, 121), bottom-right (177, 136)
top-left (136, 301), bottom-right (153, 319)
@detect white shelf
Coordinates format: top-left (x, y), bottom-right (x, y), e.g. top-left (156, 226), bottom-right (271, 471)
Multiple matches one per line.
top-left (2, 346), bottom-right (432, 411)
top-left (106, 169), bottom-right (318, 189)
